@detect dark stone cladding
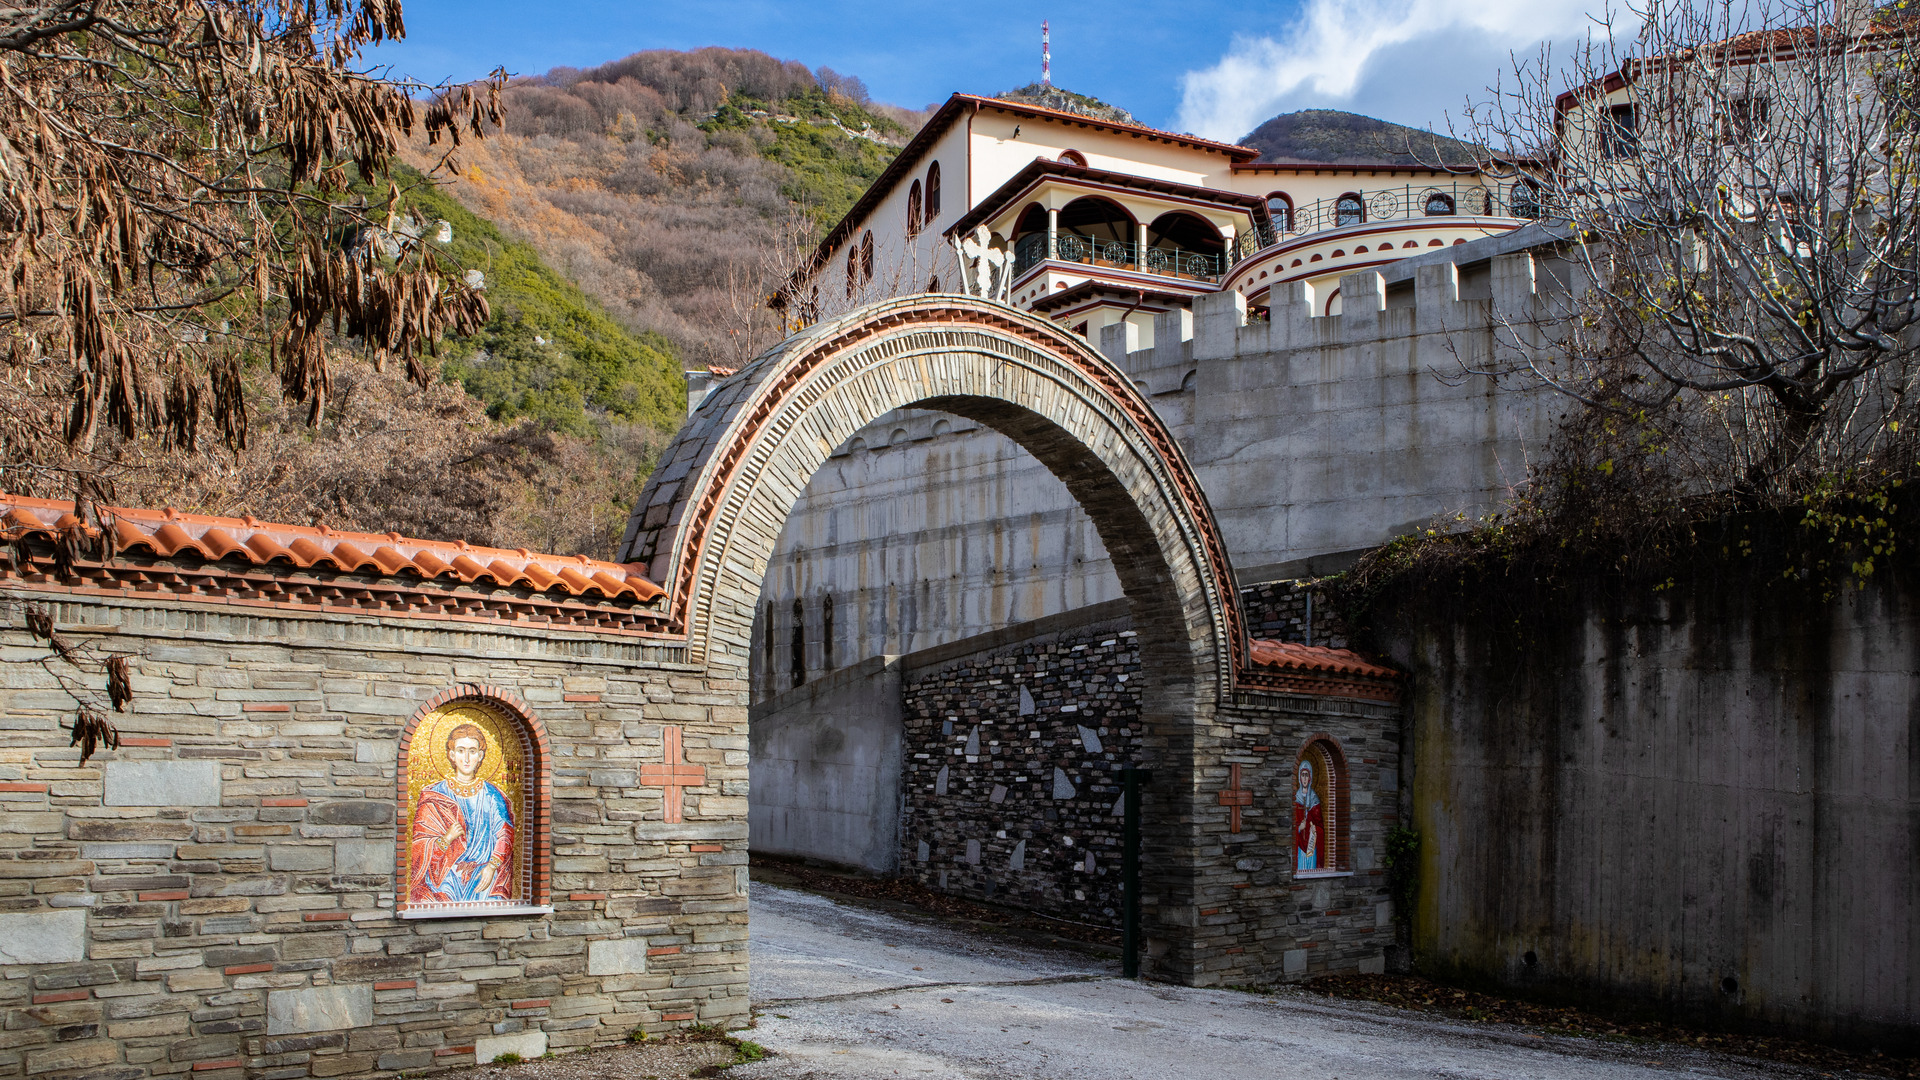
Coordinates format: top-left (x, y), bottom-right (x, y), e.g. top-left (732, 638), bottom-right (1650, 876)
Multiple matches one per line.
top-left (895, 582), bottom-right (1402, 986)
top-left (1240, 579), bottom-right (1349, 650)
top-left (899, 611), bottom-right (1142, 927)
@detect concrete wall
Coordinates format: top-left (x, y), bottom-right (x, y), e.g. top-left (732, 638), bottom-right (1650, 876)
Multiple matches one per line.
top-left (1388, 573), bottom-right (1920, 1052)
top-left (749, 409), bottom-right (1121, 699)
top-left (748, 656), bottom-right (904, 873)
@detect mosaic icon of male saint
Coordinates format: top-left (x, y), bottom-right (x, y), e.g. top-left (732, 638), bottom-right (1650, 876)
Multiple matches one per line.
top-left (1294, 758), bottom-right (1326, 872)
top-left (409, 721), bottom-right (516, 904)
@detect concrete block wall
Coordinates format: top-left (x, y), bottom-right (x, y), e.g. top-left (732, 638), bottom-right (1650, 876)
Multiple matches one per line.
top-left (0, 597), bottom-right (748, 1080)
top-left (748, 657), bottom-right (904, 874)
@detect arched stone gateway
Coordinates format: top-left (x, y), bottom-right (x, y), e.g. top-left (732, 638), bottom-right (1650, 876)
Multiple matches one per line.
top-left (621, 294), bottom-right (1250, 980)
top-left (622, 294), bottom-right (1243, 697)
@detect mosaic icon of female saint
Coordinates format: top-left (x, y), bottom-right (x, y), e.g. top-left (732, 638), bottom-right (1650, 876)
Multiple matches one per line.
top-left (408, 723), bottom-right (515, 903)
top-left (1293, 758), bottom-right (1326, 872)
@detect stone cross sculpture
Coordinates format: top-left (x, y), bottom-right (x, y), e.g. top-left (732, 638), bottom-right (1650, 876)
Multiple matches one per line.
top-left (952, 226), bottom-right (1011, 303)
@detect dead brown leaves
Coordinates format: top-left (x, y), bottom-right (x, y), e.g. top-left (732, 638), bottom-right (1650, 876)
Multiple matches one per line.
top-left (0, 0), bottom-right (504, 491)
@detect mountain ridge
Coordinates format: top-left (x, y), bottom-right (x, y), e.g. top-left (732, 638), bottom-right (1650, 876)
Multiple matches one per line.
top-left (1239, 109), bottom-right (1484, 167)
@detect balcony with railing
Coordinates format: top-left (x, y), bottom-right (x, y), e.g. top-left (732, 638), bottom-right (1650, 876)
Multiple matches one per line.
top-left (1233, 182), bottom-right (1537, 263)
top-left (1012, 232), bottom-right (1226, 283)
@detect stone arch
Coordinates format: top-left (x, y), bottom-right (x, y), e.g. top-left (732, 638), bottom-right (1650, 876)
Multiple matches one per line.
top-left (395, 685), bottom-right (552, 914)
top-left (622, 295), bottom-right (1249, 979)
top-left (623, 295), bottom-right (1243, 697)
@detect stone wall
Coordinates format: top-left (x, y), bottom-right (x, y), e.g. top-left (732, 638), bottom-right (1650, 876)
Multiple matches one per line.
top-left (885, 607), bottom-right (1403, 985)
top-left (1240, 580), bottom-right (1349, 651)
top-left (898, 612), bottom-right (1141, 926)
top-left (0, 595), bottom-right (748, 1080)
top-left (1386, 572), bottom-right (1920, 1052)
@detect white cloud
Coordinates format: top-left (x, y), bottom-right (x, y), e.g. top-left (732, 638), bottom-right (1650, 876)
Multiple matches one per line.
top-left (1176, 0), bottom-right (1602, 142)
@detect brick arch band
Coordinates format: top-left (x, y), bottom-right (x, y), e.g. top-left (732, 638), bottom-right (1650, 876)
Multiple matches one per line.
top-left (620, 294), bottom-right (1247, 703)
top-left (395, 685), bottom-right (554, 910)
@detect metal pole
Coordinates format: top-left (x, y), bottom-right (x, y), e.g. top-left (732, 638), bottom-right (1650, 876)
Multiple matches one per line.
top-left (1121, 767), bottom-right (1152, 978)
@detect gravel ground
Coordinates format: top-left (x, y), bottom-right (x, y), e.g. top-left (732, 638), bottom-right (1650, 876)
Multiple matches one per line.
top-left (730, 882), bottom-right (1827, 1080)
top-left (431, 1038), bottom-right (737, 1080)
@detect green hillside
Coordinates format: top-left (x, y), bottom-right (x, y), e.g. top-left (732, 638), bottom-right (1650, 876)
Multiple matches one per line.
top-left (395, 166), bottom-right (685, 436)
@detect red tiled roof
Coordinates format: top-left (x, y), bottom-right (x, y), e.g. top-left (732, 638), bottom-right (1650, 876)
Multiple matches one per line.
top-left (1241, 639), bottom-right (1403, 701)
top-left (0, 494), bottom-right (668, 635)
top-left (1246, 639), bottom-right (1400, 679)
top-left (704, 365), bottom-right (738, 378)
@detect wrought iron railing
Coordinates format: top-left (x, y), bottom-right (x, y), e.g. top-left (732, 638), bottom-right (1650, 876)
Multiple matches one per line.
top-left (1013, 231), bottom-right (1226, 281)
top-left (1234, 182), bottom-right (1542, 263)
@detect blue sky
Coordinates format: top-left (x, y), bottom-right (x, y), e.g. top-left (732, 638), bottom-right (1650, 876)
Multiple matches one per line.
top-left (367, 0), bottom-right (1605, 142)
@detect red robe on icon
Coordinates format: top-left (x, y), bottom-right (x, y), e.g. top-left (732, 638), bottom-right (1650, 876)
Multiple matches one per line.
top-left (1293, 790), bottom-right (1325, 872)
top-left (408, 781), bottom-right (515, 904)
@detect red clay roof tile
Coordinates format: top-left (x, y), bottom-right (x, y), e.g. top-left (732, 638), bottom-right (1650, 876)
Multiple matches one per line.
top-left (1246, 639), bottom-right (1401, 681)
top-left (0, 493), bottom-right (664, 603)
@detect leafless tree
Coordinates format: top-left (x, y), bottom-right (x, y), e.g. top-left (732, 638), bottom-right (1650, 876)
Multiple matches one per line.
top-left (1462, 0), bottom-right (1920, 504)
top-left (0, 0), bottom-right (502, 502)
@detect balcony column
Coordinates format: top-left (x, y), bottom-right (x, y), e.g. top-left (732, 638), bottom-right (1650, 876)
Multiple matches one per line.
top-left (1047, 208), bottom-right (1059, 259)
top-left (1136, 222), bottom-right (1148, 270)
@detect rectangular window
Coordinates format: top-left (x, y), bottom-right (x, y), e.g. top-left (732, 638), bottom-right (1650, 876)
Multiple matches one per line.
top-left (1601, 102), bottom-right (1639, 159)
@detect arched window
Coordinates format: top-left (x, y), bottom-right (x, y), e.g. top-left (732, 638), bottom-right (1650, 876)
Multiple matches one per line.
top-left (1266, 192), bottom-right (1294, 233)
top-left (1513, 181), bottom-right (1542, 220)
top-left (1335, 193), bottom-right (1364, 227)
top-left (860, 231), bottom-right (875, 282)
top-left (907, 180), bottom-right (923, 237)
top-left (822, 594), bottom-right (835, 670)
top-left (399, 691), bottom-right (550, 916)
top-left (924, 161), bottom-right (942, 223)
top-left (1423, 192), bottom-right (1456, 216)
top-left (1292, 737), bottom-right (1349, 876)
top-left (1058, 149), bottom-right (1088, 166)
top-left (790, 597), bottom-right (806, 687)
top-left (926, 274), bottom-right (941, 293)
top-left (845, 244), bottom-right (857, 297)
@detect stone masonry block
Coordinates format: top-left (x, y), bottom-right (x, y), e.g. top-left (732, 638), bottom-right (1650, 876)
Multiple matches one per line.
top-left (476, 1032), bottom-right (548, 1063)
top-left (267, 984), bottom-right (373, 1036)
top-left (0, 908), bottom-right (88, 963)
top-left (586, 938), bottom-right (648, 976)
top-left (103, 760), bottom-right (222, 806)
top-left (335, 839), bottom-right (394, 876)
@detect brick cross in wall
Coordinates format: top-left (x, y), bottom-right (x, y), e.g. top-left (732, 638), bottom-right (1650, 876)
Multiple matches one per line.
top-left (1217, 762), bottom-right (1252, 833)
top-left (640, 725), bottom-right (706, 824)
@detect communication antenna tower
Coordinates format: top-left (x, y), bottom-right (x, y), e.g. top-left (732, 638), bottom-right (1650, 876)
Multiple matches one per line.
top-left (1042, 21), bottom-right (1051, 86)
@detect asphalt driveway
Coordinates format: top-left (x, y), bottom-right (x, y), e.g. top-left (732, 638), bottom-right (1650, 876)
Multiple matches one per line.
top-left (732, 882), bottom-right (1812, 1080)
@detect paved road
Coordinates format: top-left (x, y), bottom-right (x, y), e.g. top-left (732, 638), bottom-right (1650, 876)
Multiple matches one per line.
top-left (732, 882), bottom-right (1808, 1080)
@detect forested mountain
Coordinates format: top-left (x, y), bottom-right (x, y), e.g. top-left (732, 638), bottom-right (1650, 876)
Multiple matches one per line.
top-left (403, 47), bottom-right (931, 376)
top-left (1240, 109), bottom-right (1483, 167)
